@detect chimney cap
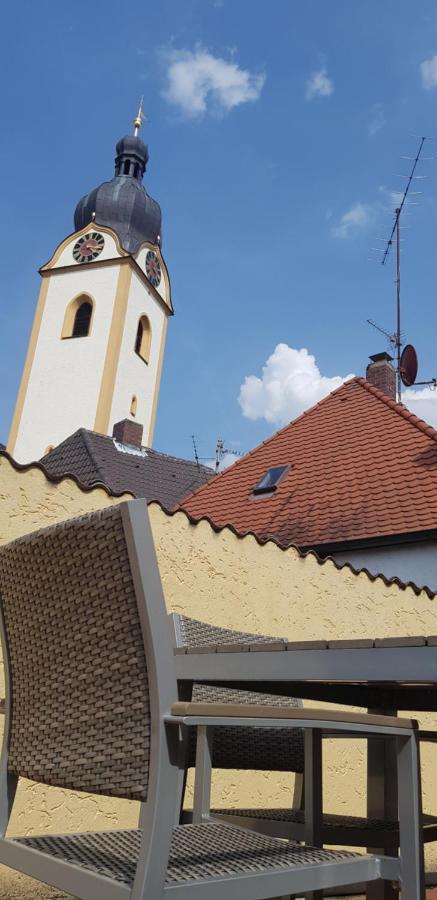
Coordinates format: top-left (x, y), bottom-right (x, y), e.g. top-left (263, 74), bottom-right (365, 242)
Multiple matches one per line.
top-left (369, 351), bottom-right (394, 364)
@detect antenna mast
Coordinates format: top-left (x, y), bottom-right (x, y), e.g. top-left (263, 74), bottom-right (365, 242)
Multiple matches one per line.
top-left (379, 137), bottom-right (427, 402)
top-left (395, 206), bottom-right (401, 402)
top-left (191, 434), bottom-right (200, 468)
top-left (215, 438), bottom-right (224, 474)
top-left (214, 438), bottom-right (244, 473)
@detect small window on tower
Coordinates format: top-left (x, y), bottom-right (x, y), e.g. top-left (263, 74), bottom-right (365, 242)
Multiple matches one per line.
top-left (252, 465), bottom-right (290, 496)
top-left (72, 301), bottom-right (93, 338)
top-left (135, 315), bottom-right (151, 363)
top-left (130, 395), bottom-right (138, 417)
top-left (61, 295), bottom-right (94, 340)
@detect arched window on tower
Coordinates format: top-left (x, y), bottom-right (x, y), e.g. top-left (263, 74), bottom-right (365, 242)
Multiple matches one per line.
top-left (61, 295), bottom-right (94, 339)
top-left (134, 315), bottom-right (151, 363)
top-left (72, 301), bottom-right (93, 337)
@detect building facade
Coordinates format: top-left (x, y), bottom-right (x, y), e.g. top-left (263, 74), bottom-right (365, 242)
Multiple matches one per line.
top-left (181, 360), bottom-right (437, 594)
top-left (1, 449), bottom-right (435, 872)
top-left (8, 116), bottom-right (172, 463)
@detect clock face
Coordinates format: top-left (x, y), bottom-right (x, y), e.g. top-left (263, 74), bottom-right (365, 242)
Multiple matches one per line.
top-left (73, 232), bottom-right (105, 263)
top-left (145, 250), bottom-right (162, 288)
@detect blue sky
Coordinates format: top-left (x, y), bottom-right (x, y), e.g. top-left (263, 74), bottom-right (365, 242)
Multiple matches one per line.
top-left (2, 0), bottom-right (437, 465)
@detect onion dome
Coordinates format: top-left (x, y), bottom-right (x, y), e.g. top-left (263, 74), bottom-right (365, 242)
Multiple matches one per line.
top-left (74, 105), bottom-right (161, 253)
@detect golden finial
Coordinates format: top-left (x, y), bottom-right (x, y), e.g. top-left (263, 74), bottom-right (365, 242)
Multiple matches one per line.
top-left (133, 96), bottom-right (145, 136)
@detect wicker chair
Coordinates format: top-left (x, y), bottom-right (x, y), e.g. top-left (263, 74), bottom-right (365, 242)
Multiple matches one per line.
top-left (172, 612), bottom-right (437, 853)
top-left (0, 501), bottom-right (424, 898)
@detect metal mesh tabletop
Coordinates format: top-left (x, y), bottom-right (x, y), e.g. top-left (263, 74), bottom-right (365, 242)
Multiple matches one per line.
top-left (212, 808), bottom-right (398, 832)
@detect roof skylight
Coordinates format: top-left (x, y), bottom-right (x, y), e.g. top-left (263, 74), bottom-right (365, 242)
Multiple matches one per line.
top-left (252, 465), bottom-right (289, 496)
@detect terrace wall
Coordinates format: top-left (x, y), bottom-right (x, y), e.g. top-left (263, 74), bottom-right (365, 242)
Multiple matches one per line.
top-left (0, 454), bottom-right (436, 867)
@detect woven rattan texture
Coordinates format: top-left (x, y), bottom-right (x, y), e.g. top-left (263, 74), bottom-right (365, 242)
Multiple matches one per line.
top-left (16, 823), bottom-right (357, 885)
top-left (177, 616), bottom-right (304, 772)
top-left (189, 683), bottom-right (304, 771)
top-left (0, 505), bottom-right (150, 800)
top-left (177, 614), bottom-right (286, 646)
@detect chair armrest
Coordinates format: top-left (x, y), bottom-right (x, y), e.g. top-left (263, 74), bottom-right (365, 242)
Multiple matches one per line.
top-left (323, 728), bottom-right (437, 741)
top-left (168, 702), bottom-right (418, 736)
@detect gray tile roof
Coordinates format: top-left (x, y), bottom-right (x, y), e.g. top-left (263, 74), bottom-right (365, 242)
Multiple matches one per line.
top-left (40, 429), bottom-right (213, 510)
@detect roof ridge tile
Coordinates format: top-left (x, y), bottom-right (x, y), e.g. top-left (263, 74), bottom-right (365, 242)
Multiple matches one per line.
top-left (357, 378), bottom-right (437, 442)
top-left (81, 429), bottom-right (109, 484)
top-left (149, 502), bottom-right (436, 600)
top-left (1, 449), bottom-right (434, 599)
top-left (82, 428), bottom-right (213, 473)
top-left (1, 448), bottom-right (132, 499)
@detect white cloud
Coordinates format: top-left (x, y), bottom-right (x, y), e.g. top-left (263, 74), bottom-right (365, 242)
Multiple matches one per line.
top-left (369, 103), bottom-right (385, 136)
top-left (305, 67), bottom-right (334, 100)
top-left (331, 202), bottom-right (372, 239)
top-left (162, 46), bottom-right (265, 118)
top-left (220, 452), bottom-right (240, 470)
top-left (238, 344), bottom-right (354, 426)
top-left (420, 55), bottom-right (437, 89)
top-left (404, 385), bottom-right (437, 427)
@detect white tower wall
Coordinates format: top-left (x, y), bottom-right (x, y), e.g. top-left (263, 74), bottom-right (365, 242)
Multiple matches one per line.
top-left (12, 264), bottom-right (119, 462)
top-left (8, 225), bottom-right (171, 464)
top-left (109, 270), bottom-right (167, 444)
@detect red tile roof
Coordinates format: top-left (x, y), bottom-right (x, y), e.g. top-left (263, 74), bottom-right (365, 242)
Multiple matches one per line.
top-left (180, 378), bottom-right (437, 548)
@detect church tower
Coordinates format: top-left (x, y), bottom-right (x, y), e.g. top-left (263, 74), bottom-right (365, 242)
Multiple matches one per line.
top-left (7, 106), bottom-right (173, 463)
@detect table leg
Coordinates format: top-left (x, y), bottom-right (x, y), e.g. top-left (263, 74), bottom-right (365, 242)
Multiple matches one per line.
top-left (304, 729), bottom-right (323, 900)
top-left (366, 709), bottom-right (398, 900)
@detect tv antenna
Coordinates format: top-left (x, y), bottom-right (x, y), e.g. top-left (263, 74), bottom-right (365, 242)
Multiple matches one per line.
top-left (215, 438), bottom-right (244, 474)
top-left (369, 137), bottom-right (428, 402)
top-left (191, 435), bottom-right (244, 477)
top-left (191, 434), bottom-right (200, 468)
top-left (366, 318), bottom-right (397, 349)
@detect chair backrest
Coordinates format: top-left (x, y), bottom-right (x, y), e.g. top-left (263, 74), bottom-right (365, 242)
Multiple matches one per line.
top-left (0, 501), bottom-right (173, 801)
top-left (172, 614), bottom-right (305, 774)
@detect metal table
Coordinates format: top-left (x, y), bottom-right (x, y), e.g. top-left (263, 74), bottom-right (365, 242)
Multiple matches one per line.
top-left (175, 635), bottom-right (437, 899)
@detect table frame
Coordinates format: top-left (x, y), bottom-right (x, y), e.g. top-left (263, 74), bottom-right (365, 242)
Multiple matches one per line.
top-left (175, 639), bottom-right (437, 899)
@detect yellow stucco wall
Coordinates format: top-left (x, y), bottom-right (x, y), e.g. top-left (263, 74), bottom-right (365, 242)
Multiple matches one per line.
top-left (1, 454), bottom-right (437, 866)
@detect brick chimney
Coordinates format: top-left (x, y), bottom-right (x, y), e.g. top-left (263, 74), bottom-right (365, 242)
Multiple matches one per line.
top-left (366, 352), bottom-right (396, 400)
top-left (112, 419), bottom-right (144, 449)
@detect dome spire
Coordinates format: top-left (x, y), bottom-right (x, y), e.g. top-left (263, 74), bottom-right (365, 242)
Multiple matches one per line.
top-left (74, 109), bottom-right (162, 253)
top-left (133, 96), bottom-right (145, 137)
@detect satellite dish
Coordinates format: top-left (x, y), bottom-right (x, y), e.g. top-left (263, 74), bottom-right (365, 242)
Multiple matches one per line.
top-left (400, 344), bottom-right (418, 387)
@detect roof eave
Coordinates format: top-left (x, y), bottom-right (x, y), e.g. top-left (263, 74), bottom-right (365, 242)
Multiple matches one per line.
top-left (304, 527), bottom-right (437, 556)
